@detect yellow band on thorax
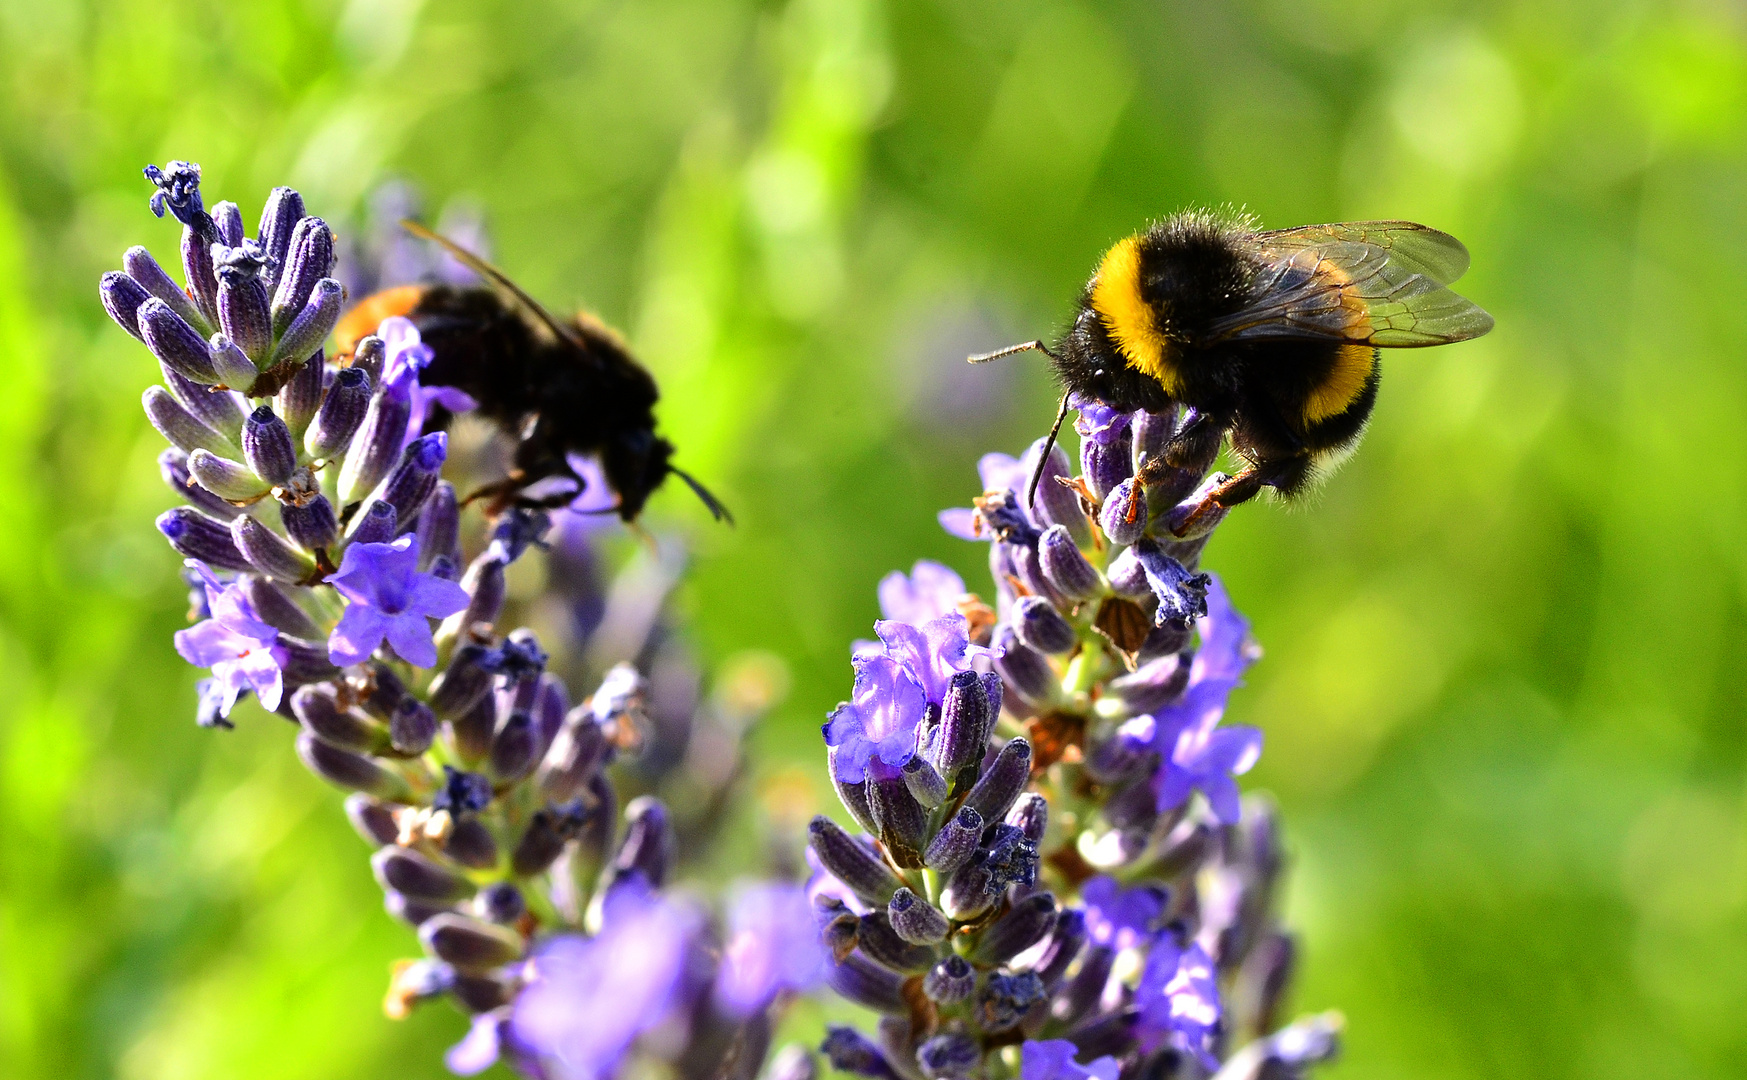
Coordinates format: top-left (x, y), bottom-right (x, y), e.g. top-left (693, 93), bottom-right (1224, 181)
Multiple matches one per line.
top-left (1090, 235), bottom-right (1180, 395)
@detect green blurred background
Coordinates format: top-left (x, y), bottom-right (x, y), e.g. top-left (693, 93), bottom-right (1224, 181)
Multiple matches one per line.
top-left (2, 0), bottom-right (1745, 1076)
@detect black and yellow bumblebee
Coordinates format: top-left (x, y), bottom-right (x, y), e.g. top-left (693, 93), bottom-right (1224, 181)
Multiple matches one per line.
top-left (976, 211), bottom-right (1493, 532)
top-left (333, 222), bottom-right (729, 525)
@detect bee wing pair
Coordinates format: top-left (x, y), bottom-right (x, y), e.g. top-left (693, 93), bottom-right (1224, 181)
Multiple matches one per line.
top-left (1209, 220), bottom-right (1494, 348)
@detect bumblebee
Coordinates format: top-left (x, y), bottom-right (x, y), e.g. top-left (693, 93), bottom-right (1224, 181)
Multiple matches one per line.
top-left (333, 222), bottom-right (729, 525)
top-left (976, 211), bottom-right (1492, 532)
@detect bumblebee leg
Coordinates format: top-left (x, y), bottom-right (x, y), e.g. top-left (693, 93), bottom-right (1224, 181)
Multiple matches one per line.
top-left (1169, 456), bottom-right (1310, 537)
top-left (1138, 409), bottom-right (1225, 484)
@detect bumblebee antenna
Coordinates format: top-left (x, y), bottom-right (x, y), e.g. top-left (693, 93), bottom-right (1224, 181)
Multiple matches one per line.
top-left (669, 466), bottom-right (735, 526)
top-left (968, 339), bottom-right (1065, 364)
top-left (399, 219), bottom-right (580, 347)
top-left (1027, 392), bottom-right (1074, 510)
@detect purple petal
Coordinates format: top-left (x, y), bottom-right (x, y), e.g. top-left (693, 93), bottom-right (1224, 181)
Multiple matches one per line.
top-left (427, 385), bottom-right (478, 413)
top-left (877, 560), bottom-right (966, 625)
top-left (384, 611), bottom-right (439, 668)
top-left (445, 1012), bottom-right (504, 1075)
top-left (1194, 725), bottom-right (1263, 777)
top-left (1152, 762), bottom-right (1194, 815)
top-left (234, 644), bottom-right (287, 711)
top-left (938, 507), bottom-right (983, 541)
top-left (1201, 773), bottom-right (1243, 825)
top-left (328, 603), bottom-right (388, 666)
top-left (174, 619), bottom-right (248, 667)
top-left (978, 452), bottom-right (1025, 494)
top-left (1193, 575), bottom-right (1257, 684)
top-left (407, 573), bottom-right (470, 619)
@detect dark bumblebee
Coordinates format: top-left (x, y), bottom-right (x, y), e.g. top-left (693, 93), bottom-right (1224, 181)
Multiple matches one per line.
top-left (977, 211), bottom-right (1492, 531)
top-left (333, 222), bottom-right (729, 524)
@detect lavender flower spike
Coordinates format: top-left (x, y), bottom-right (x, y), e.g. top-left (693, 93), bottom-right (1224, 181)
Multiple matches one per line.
top-left (327, 534), bottom-right (470, 668)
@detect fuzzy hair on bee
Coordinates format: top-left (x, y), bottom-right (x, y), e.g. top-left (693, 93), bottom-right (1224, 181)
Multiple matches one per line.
top-left (973, 209), bottom-right (1492, 533)
top-left (332, 222), bottom-right (730, 526)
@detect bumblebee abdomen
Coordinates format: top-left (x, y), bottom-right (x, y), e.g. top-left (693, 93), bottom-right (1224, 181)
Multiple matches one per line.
top-left (1302, 343), bottom-right (1377, 426)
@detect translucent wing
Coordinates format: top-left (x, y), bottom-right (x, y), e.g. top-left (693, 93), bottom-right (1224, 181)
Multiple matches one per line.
top-left (399, 219), bottom-right (581, 347)
top-left (1207, 220), bottom-right (1494, 347)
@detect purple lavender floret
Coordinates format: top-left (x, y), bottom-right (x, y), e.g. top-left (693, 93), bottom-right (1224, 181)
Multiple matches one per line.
top-left (173, 560), bottom-right (287, 719)
top-left (1019, 1040), bottom-right (1120, 1080)
top-left (327, 534), bottom-right (470, 668)
top-left (143, 161), bottom-right (214, 237)
top-left (716, 881), bottom-right (830, 1016)
top-left (507, 881), bottom-right (700, 1080)
top-left (1136, 940), bottom-right (1223, 1070)
top-left (877, 560), bottom-right (965, 626)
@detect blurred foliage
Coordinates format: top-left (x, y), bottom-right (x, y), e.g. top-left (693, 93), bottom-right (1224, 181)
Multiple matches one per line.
top-left (1, 0), bottom-right (1745, 1077)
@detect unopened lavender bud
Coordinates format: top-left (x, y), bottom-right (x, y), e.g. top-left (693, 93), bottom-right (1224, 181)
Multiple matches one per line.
top-left (187, 448), bottom-right (267, 501)
top-left (1006, 792), bottom-right (1048, 843)
top-left (159, 448), bottom-right (241, 520)
top-left (963, 737), bottom-right (1031, 825)
top-left (475, 883), bottom-right (526, 926)
top-left (887, 888), bottom-right (949, 945)
top-left (1054, 946), bottom-right (1114, 1026)
top-left (442, 818), bottom-right (500, 870)
top-left (809, 816), bottom-right (902, 906)
top-left (924, 806), bottom-right (983, 874)
top-left (1099, 478), bottom-right (1147, 546)
top-left (279, 636), bottom-right (340, 687)
top-left (390, 697), bottom-right (437, 755)
top-left (416, 481), bottom-right (461, 570)
top-left (1163, 472), bottom-right (1232, 540)
top-left (239, 576), bottom-right (322, 638)
top-left (970, 892), bottom-right (1058, 965)
top-left (1038, 525), bottom-right (1101, 601)
top-left (992, 625), bottom-right (1056, 708)
top-left (1025, 439), bottom-right (1089, 545)
top-left (450, 694), bottom-right (497, 766)
top-left (1217, 1011), bottom-right (1342, 1080)
top-left (1105, 547), bottom-right (1150, 598)
top-left (982, 671), bottom-right (1003, 723)
top-left (377, 432), bottom-right (447, 531)
top-left (828, 752), bottom-right (881, 835)
top-left (827, 956), bottom-right (908, 1014)
top-left (537, 709), bottom-right (608, 802)
top-left (306, 366), bottom-right (370, 459)
top-left (157, 508), bottom-right (251, 572)
top-left (1032, 907), bottom-right (1087, 990)
top-left (1137, 621), bottom-right (1193, 664)
top-left (612, 796), bottom-right (675, 889)
top-left (257, 188), bottom-right (305, 280)
top-left (1081, 427), bottom-right (1133, 500)
top-left (1063, 1008), bottom-right (1139, 1060)
top-left (923, 956), bottom-right (974, 1005)
top-left (271, 277), bottom-right (342, 366)
top-left (216, 258), bottom-right (272, 363)
top-left (338, 384), bottom-right (413, 505)
top-left (280, 493), bottom-right (338, 553)
top-left (139, 298), bottom-right (219, 383)
top-left (271, 217), bottom-right (336, 333)
top-left (207, 333), bottom-right (259, 389)
top-left (1013, 596), bottom-right (1076, 655)
top-left (1132, 406), bottom-right (1178, 464)
top-left (419, 913), bottom-right (522, 972)
top-left (351, 334), bottom-right (385, 382)
top-left (488, 710), bottom-right (537, 783)
top-left (348, 500), bottom-right (399, 546)
top-left (512, 800), bottom-right (588, 877)
top-left (144, 387), bottom-right (229, 456)
top-left (856, 913), bottom-right (935, 973)
top-left (372, 847), bottom-right (476, 903)
top-left (821, 1025), bottom-right (899, 1078)
top-left (901, 756), bottom-right (948, 809)
top-left (933, 670), bottom-right (990, 778)
top-left (241, 406), bottom-right (298, 486)
top-left (182, 219), bottom-right (220, 325)
top-left (385, 891), bottom-right (452, 928)
top-left (867, 777), bottom-right (927, 869)
top-left (446, 554), bottom-right (507, 637)
top-left (1106, 653), bottom-right (1191, 715)
top-left (297, 731), bottom-right (413, 800)
top-left (344, 792), bottom-right (400, 847)
top-left (276, 351), bottom-right (325, 440)
top-left (121, 247), bottom-right (205, 330)
top-left (291, 684), bottom-right (383, 753)
top-left (231, 514), bottom-right (315, 583)
top-left (428, 641), bottom-right (492, 721)
top-left (211, 200), bottom-right (243, 246)
top-left (100, 269), bottom-right (151, 339)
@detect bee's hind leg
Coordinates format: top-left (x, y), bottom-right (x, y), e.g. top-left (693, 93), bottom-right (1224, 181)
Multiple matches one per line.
top-left (1168, 455), bottom-right (1311, 537)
